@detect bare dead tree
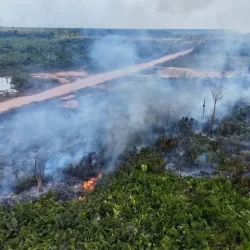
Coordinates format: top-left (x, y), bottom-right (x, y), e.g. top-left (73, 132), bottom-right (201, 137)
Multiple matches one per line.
top-left (11, 159), bottom-right (27, 182)
top-left (203, 100), bottom-right (205, 119)
top-left (210, 83), bottom-right (225, 138)
top-left (34, 156), bottom-right (47, 192)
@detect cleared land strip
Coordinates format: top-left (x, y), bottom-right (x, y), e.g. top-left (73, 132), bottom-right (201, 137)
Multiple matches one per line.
top-left (0, 48), bottom-right (193, 113)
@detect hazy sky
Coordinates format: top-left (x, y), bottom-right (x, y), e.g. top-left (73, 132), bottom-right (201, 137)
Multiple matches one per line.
top-left (0, 0), bottom-right (248, 31)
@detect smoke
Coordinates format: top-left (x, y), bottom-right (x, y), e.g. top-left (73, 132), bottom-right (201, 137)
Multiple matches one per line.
top-left (89, 36), bottom-right (138, 72)
top-left (1, 69), bottom-right (249, 191)
top-left (0, 0), bottom-right (250, 194)
top-left (0, 0), bottom-right (249, 32)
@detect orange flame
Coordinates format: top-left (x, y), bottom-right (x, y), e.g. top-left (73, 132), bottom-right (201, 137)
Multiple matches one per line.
top-left (78, 195), bottom-right (86, 201)
top-left (78, 173), bottom-right (103, 200)
top-left (82, 172), bottom-right (103, 192)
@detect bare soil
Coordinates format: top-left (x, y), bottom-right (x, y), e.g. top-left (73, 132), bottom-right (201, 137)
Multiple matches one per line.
top-left (32, 69), bottom-right (89, 84)
top-left (0, 49), bottom-right (193, 113)
top-left (60, 94), bottom-right (75, 100)
top-left (158, 67), bottom-right (237, 78)
top-left (62, 100), bottom-right (79, 108)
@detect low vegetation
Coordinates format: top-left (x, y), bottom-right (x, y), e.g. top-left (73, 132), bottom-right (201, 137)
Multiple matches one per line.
top-left (160, 38), bottom-right (250, 71)
top-left (3, 98), bottom-right (250, 248)
top-left (0, 28), bottom-right (193, 74)
top-left (1, 29), bottom-right (250, 248)
top-left (1, 149), bottom-right (250, 249)
top-left (11, 73), bottom-right (60, 92)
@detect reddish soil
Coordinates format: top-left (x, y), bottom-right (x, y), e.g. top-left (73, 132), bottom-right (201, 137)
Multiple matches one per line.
top-left (32, 70), bottom-right (88, 84)
top-left (0, 49), bottom-right (193, 113)
top-left (60, 95), bottom-right (75, 100)
top-left (60, 95), bottom-right (78, 108)
top-left (158, 67), bottom-right (236, 78)
top-left (62, 100), bottom-right (79, 108)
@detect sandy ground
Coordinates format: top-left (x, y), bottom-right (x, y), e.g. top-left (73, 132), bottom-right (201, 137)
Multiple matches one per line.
top-left (32, 70), bottom-right (88, 84)
top-left (62, 100), bottom-right (79, 108)
top-left (60, 95), bottom-right (78, 108)
top-left (158, 67), bottom-right (236, 78)
top-left (0, 49), bottom-right (193, 113)
top-left (60, 95), bottom-right (75, 100)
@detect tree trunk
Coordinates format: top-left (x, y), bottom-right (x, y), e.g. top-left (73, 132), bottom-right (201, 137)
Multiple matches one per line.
top-left (210, 101), bottom-right (217, 138)
top-left (37, 179), bottom-right (43, 192)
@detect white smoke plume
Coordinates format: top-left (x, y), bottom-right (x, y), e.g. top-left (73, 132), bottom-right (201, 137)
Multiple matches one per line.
top-left (0, 0), bottom-right (249, 195)
top-left (0, 71), bottom-right (249, 190)
top-left (0, 0), bottom-right (249, 32)
top-left (0, 31), bottom-right (249, 191)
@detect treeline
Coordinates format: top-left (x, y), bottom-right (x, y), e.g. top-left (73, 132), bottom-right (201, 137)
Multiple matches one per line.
top-left (0, 35), bottom-right (193, 72)
top-left (0, 29), bottom-right (56, 39)
top-left (0, 27), bottom-right (218, 39)
top-left (0, 28), bottom-right (173, 39)
top-left (160, 38), bottom-right (250, 71)
top-left (192, 39), bottom-right (250, 57)
top-left (0, 37), bottom-right (93, 71)
top-left (160, 53), bottom-right (250, 71)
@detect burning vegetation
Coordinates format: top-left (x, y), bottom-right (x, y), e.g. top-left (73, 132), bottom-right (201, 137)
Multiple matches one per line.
top-left (78, 172), bottom-right (103, 200)
top-left (2, 28), bottom-right (250, 249)
top-left (82, 172), bottom-right (102, 191)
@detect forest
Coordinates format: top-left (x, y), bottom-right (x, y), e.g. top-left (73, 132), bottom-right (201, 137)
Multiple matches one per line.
top-left (0, 28), bottom-right (193, 74)
top-left (1, 75), bottom-right (250, 248)
top-left (160, 37), bottom-right (250, 72)
top-left (1, 28), bottom-right (250, 249)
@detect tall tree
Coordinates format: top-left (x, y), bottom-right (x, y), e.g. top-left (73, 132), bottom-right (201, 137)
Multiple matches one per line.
top-left (210, 82), bottom-right (225, 138)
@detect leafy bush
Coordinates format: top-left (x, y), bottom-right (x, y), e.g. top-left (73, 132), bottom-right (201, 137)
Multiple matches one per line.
top-left (178, 134), bottom-right (220, 163)
top-left (155, 137), bottom-right (177, 152)
top-left (1, 166), bottom-right (250, 249)
top-left (124, 147), bottom-right (165, 174)
top-left (218, 155), bottom-right (250, 194)
top-left (11, 74), bottom-right (30, 89)
top-left (13, 175), bottom-right (37, 194)
top-left (63, 151), bottom-right (105, 180)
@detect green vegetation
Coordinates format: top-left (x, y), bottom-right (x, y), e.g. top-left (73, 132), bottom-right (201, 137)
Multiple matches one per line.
top-left (0, 28), bottom-right (193, 74)
top-left (1, 28), bottom-right (250, 249)
top-left (13, 175), bottom-right (38, 194)
top-left (1, 149), bottom-right (250, 249)
top-left (160, 38), bottom-right (250, 71)
top-left (161, 53), bottom-right (250, 71)
top-left (11, 74), bottom-right (30, 89)
top-left (10, 73), bottom-right (60, 92)
top-left (0, 37), bottom-right (93, 72)
top-left (218, 101), bottom-right (250, 138)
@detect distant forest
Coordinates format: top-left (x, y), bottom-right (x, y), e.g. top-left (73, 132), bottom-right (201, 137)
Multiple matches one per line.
top-left (160, 38), bottom-right (250, 72)
top-left (0, 27), bottom-right (229, 39)
top-left (0, 28), bottom-right (196, 73)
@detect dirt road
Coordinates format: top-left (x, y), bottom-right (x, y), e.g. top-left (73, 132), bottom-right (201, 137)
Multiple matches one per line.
top-left (0, 49), bottom-right (193, 113)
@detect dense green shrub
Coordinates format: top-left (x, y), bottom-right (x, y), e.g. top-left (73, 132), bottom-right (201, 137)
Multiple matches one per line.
top-left (1, 160), bottom-right (250, 249)
top-left (0, 34), bottom-right (192, 73)
top-left (13, 175), bottom-right (37, 194)
top-left (155, 137), bottom-right (177, 152)
top-left (11, 74), bottom-right (30, 89)
top-left (124, 147), bottom-right (165, 174)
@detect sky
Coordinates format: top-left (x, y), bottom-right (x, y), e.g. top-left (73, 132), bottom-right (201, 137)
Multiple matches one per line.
top-left (0, 0), bottom-right (248, 31)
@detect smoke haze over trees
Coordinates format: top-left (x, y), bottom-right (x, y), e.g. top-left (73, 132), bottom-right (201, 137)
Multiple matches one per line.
top-left (0, 0), bottom-right (250, 32)
top-left (0, 1), bottom-right (250, 246)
